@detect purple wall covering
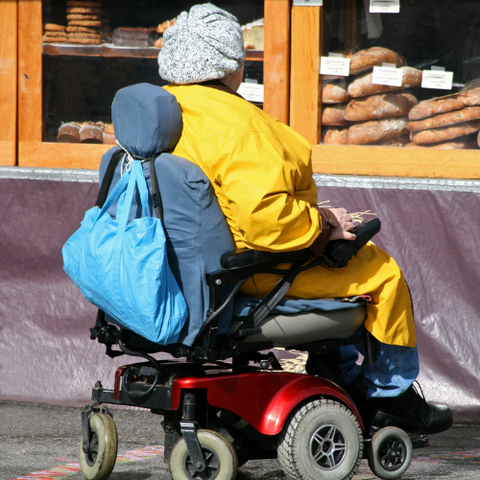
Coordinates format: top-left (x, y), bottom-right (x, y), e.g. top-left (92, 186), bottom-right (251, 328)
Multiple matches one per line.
top-left (1, 173), bottom-right (479, 423)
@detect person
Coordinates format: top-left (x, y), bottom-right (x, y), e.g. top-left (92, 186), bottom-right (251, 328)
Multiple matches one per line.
top-left (157, 2), bottom-right (452, 434)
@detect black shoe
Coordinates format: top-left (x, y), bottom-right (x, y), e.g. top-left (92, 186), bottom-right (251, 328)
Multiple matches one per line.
top-left (368, 383), bottom-right (453, 435)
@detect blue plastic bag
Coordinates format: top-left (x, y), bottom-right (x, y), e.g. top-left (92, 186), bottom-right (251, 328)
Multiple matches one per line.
top-left (62, 159), bottom-right (187, 345)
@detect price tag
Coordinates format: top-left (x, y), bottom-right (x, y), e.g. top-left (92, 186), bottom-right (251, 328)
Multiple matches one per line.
top-left (372, 65), bottom-right (403, 87)
top-left (370, 0), bottom-right (400, 13)
top-left (320, 56), bottom-right (350, 77)
top-left (421, 69), bottom-right (453, 90)
top-left (293, 0), bottom-right (323, 5)
top-left (238, 82), bottom-right (264, 103)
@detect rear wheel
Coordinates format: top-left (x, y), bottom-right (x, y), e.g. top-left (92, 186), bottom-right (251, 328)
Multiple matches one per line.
top-left (169, 429), bottom-right (238, 480)
top-left (278, 399), bottom-right (363, 480)
top-left (79, 413), bottom-right (118, 480)
top-left (367, 427), bottom-right (413, 479)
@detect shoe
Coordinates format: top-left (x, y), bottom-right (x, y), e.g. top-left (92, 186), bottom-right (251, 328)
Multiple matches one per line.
top-left (368, 383), bottom-right (453, 435)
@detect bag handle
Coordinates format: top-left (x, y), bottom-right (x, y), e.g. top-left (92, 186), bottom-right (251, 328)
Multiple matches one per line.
top-left (116, 160), bottom-right (151, 233)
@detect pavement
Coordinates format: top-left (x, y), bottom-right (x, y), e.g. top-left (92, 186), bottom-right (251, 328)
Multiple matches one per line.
top-left (1, 400), bottom-right (480, 480)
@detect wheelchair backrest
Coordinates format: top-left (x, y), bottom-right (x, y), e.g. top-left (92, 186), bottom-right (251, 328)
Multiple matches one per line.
top-left (99, 83), bottom-right (235, 346)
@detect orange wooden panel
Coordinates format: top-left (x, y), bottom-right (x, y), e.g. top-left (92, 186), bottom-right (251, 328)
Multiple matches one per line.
top-left (18, 0), bottom-right (43, 144)
top-left (0, 0), bottom-right (18, 166)
top-left (312, 144), bottom-right (480, 180)
top-left (289, 6), bottom-right (322, 144)
top-left (263, 0), bottom-right (290, 124)
top-left (18, 142), bottom-right (110, 169)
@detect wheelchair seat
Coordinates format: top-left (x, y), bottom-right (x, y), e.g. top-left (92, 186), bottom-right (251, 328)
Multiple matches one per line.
top-left (94, 82), bottom-right (373, 363)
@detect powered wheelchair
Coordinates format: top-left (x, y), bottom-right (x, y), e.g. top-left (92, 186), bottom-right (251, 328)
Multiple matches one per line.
top-left (77, 84), bottom-right (425, 480)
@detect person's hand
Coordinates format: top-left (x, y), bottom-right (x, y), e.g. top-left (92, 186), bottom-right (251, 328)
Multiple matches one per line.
top-left (329, 207), bottom-right (356, 241)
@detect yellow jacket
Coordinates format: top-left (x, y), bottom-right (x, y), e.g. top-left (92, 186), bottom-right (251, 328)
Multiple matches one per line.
top-left (164, 83), bottom-right (416, 347)
top-left (164, 83), bottom-right (322, 253)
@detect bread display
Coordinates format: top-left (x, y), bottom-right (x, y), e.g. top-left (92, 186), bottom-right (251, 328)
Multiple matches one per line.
top-left (350, 47), bottom-right (407, 76)
top-left (56, 121), bottom-right (113, 144)
top-left (319, 46), bottom-right (444, 147)
top-left (348, 67), bottom-right (422, 98)
top-left (344, 92), bottom-right (418, 122)
top-left (346, 117), bottom-right (409, 145)
top-left (44, 6), bottom-right (177, 49)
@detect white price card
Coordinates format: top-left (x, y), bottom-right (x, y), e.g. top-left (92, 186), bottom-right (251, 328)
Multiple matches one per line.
top-left (370, 0), bottom-right (400, 13)
top-left (372, 65), bottom-right (403, 87)
top-left (238, 82), bottom-right (264, 103)
top-left (320, 56), bottom-right (350, 77)
top-left (293, 0), bottom-right (323, 6)
top-left (421, 70), bottom-right (454, 90)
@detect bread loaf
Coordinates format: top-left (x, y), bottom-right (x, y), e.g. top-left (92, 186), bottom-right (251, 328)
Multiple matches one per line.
top-left (156, 18), bottom-right (176, 34)
top-left (376, 134), bottom-right (410, 147)
top-left (407, 106), bottom-right (480, 131)
top-left (322, 80), bottom-right (350, 104)
top-left (350, 47), bottom-right (407, 76)
top-left (322, 127), bottom-right (348, 144)
top-left (344, 92), bottom-right (418, 121)
top-left (409, 120), bottom-right (480, 144)
top-left (406, 135), bottom-right (478, 149)
top-left (321, 104), bottom-right (351, 126)
top-left (79, 124), bottom-right (103, 144)
top-left (348, 67), bottom-right (422, 98)
top-left (57, 123), bottom-right (80, 143)
top-left (408, 88), bottom-right (480, 120)
top-left (346, 117), bottom-right (409, 145)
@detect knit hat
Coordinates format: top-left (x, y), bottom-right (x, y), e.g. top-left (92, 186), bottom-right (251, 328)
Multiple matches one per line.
top-left (158, 3), bottom-right (245, 84)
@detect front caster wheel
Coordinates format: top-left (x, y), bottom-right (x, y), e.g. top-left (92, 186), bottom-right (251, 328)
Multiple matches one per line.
top-left (79, 413), bottom-right (118, 480)
top-left (169, 429), bottom-right (238, 480)
top-left (367, 427), bottom-right (413, 479)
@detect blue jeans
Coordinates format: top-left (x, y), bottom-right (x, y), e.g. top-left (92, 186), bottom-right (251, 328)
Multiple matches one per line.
top-left (322, 329), bottom-right (419, 399)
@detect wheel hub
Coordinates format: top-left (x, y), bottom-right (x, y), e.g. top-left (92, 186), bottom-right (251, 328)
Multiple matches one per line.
top-left (184, 447), bottom-right (220, 480)
top-left (380, 439), bottom-right (406, 471)
top-left (310, 424), bottom-right (347, 470)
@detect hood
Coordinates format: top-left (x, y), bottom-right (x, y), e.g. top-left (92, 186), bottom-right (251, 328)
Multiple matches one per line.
top-left (111, 83), bottom-right (182, 158)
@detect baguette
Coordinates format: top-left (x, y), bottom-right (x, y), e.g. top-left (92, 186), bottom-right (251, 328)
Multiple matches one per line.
top-left (346, 117), bottom-right (409, 145)
top-left (322, 127), bottom-right (348, 144)
top-left (408, 88), bottom-right (480, 120)
top-left (406, 135), bottom-right (478, 149)
top-left (407, 106), bottom-right (480, 131)
top-left (344, 92), bottom-right (418, 121)
top-left (348, 67), bottom-right (422, 98)
top-left (409, 120), bottom-right (480, 144)
top-left (376, 134), bottom-right (410, 147)
top-left (322, 80), bottom-right (350, 104)
top-left (321, 104), bottom-right (351, 126)
top-left (350, 47), bottom-right (407, 76)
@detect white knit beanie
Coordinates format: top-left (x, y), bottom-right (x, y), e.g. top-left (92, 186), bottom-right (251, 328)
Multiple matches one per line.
top-left (158, 3), bottom-right (245, 84)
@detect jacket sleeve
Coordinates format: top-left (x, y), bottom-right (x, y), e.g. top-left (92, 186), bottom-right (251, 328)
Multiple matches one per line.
top-left (210, 130), bottom-right (327, 252)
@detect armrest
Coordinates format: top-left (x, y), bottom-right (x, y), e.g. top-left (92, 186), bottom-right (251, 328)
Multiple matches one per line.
top-left (322, 218), bottom-right (381, 268)
top-left (220, 248), bottom-right (313, 271)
